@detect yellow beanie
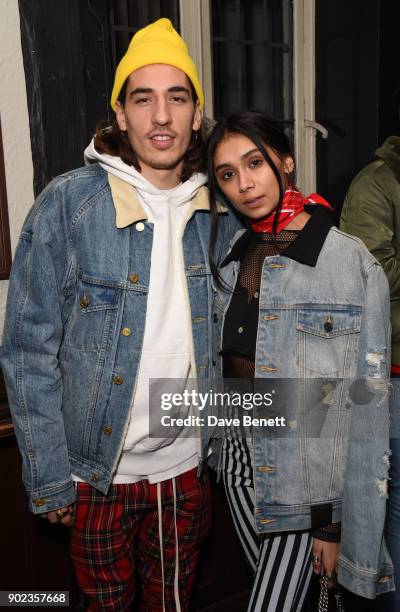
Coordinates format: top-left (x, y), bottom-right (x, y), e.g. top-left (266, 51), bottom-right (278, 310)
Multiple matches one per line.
top-left (111, 18), bottom-right (204, 111)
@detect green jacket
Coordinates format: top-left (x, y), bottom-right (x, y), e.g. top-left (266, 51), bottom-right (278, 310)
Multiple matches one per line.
top-left (340, 136), bottom-right (400, 364)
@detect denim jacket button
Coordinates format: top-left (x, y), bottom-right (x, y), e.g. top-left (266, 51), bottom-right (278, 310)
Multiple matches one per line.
top-left (103, 426), bottom-right (113, 435)
top-left (113, 375), bottom-right (124, 385)
top-left (121, 327), bottom-right (132, 337)
top-left (136, 222), bottom-right (145, 232)
top-left (129, 273), bottom-right (139, 284)
top-left (34, 498), bottom-right (46, 507)
top-left (80, 294), bottom-right (90, 309)
top-left (91, 473), bottom-right (99, 482)
top-left (213, 313), bottom-right (218, 323)
top-left (324, 316), bottom-right (333, 332)
top-left (378, 576), bottom-right (390, 584)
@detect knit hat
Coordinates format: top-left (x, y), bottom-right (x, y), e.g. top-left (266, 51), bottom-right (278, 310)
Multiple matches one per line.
top-left (111, 18), bottom-right (204, 110)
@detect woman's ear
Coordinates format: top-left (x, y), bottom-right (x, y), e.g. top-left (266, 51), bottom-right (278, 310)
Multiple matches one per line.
top-left (283, 156), bottom-right (295, 176)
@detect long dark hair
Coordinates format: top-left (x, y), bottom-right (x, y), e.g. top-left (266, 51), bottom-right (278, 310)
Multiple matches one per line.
top-left (93, 78), bottom-right (206, 182)
top-left (207, 111), bottom-right (294, 288)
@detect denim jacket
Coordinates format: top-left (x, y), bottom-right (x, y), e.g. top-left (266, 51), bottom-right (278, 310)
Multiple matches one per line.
top-left (1, 164), bottom-right (239, 515)
top-left (202, 209), bottom-right (394, 599)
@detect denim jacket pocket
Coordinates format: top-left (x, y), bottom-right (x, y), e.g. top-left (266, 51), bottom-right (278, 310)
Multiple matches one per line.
top-left (296, 305), bottom-right (362, 377)
top-left (65, 273), bottom-right (120, 352)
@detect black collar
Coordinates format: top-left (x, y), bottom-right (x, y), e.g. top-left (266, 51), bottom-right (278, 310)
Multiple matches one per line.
top-left (221, 206), bottom-right (335, 268)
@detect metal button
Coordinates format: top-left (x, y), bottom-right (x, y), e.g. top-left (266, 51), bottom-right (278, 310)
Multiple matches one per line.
top-left (238, 326), bottom-right (244, 334)
top-left (213, 313), bottom-right (218, 323)
top-left (113, 375), bottom-right (124, 385)
top-left (136, 222), bottom-right (145, 232)
top-left (260, 365), bottom-right (278, 373)
top-left (324, 316), bottom-right (333, 333)
top-left (34, 498), bottom-right (46, 507)
top-left (263, 314), bottom-right (280, 321)
top-left (378, 576), bottom-right (390, 584)
top-left (80, 294), bottom-right (90, 309)
top-left (254, 291), bottom-right (259, 298)
top-left (103, 426), bottom-right (113, 435)
top-left (121, 327), bottom-right (132, 337)
top-left (91, 473), bottom-right (99, 482)
top-left (129, 273), bottom-right (139, 284)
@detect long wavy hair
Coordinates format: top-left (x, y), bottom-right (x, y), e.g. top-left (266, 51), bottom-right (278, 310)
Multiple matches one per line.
top-left (207, 111), bottom-right (294, 288)
top-left (93, 78), bottom-right (206, 181)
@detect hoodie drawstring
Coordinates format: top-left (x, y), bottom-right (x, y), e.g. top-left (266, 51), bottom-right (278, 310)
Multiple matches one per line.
top-left (172, 477), bottom-right (181, 612)
top-left (157, 482), bottom-right (166, 612)
top-left (157, 478), bottom-right (181, 612)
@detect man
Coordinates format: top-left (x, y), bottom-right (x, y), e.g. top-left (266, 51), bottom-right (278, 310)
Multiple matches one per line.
top-left (1, 18), bottom-right (238, 611)
top-left (340, 132), bottom-right (400, 611)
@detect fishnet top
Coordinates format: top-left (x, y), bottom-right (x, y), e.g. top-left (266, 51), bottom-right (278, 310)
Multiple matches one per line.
top-left (222, 229), bottom-right (299, 379)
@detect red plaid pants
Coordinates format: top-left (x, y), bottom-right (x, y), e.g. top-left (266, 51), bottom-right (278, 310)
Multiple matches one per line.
top-left (70, 467), bottom-right (211, 611)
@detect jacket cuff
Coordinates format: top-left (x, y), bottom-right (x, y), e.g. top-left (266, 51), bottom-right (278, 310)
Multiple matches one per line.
top-left (338, 554), bottom-right (394, 599)
top-left (29, 479), bottom-right (76, 514)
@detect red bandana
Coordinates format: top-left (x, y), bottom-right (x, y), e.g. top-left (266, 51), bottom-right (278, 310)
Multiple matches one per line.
top-left (251, 186), bottom-right (333, 234)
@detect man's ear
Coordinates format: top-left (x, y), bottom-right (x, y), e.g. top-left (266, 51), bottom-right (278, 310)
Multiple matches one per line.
top-left (115, 101), bottom-right (127, 132)
top-left (192, 102), bottom-right (202, 132)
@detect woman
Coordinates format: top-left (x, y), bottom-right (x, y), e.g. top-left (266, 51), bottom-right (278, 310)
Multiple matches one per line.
top-left (203, 111), bottom-right (392, 611)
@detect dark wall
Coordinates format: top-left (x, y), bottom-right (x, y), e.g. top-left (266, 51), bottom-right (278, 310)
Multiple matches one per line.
top-left (316, 0), bottom-right (400, 211)
top-left (19, 0), bottom-right (114, 197)
top-left (378, 0), bottom-right (400, 142)
top-left (315, 0), bottom-right (380, 210)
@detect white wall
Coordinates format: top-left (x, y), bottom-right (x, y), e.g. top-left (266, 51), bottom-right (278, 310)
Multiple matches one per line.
top-left (0, 0), bottom-right (34, 340)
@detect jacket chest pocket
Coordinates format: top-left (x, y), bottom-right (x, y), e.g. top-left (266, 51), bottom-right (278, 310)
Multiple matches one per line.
top-left (66, 275), bottom-right (120, 352)
top-left (296, 306), bottom-right (362, 377)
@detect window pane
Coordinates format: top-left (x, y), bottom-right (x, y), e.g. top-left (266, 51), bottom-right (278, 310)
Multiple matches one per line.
top-left (213, 42), bottom-right (242, 115)
top-left (110, 0), bottom-right (180, 65)
top-left (211, 0), bottom-right (293, 124)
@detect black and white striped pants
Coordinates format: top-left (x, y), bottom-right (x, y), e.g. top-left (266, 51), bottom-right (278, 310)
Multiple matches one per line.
top-left (222, 436), bottom-right (313, 612)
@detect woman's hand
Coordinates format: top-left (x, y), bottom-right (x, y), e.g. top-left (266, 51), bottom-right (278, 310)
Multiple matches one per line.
top-left (312, 538), bottom-right (340, 587)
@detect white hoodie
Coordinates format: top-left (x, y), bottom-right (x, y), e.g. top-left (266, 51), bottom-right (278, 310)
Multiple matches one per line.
top-left (79, 142), bottom-right (207, 483)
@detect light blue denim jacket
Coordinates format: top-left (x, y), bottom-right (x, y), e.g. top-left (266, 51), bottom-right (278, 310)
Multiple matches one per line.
top-left (202, 211), bottom-right (394, 599)
top-left (1, 164), bottom-right (239, 515)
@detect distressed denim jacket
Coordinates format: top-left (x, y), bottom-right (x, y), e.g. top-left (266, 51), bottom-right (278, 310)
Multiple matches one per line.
top-left (1, 164), bottom-right (239, 515)
top-left (201, 210), bottom-right (394, 599)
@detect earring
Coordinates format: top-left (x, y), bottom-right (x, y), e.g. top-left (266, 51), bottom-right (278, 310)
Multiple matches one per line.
top-left (193, 131), bottom-right (199, 141)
